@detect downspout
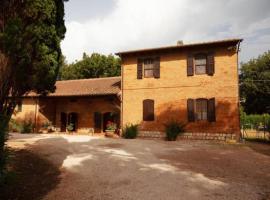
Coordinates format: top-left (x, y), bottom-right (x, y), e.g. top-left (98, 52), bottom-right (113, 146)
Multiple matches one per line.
top-left (34, 97), bottom-right (38, 133)
top-left (236, 40), bottom-right (242, 141)
top-left (120, 55), bottom-right (124, 135)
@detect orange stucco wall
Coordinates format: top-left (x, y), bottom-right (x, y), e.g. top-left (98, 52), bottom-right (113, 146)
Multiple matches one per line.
top-left (121, 45), bottom-right (240, 136)
top-left (13, 96), bottom-right (120, 133)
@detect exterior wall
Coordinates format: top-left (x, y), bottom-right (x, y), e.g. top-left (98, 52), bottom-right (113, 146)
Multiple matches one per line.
top-left (121, 46), bottom-right (240, 138)
top-left (13, 96), bottom-right (120, 134)
top-left (53, 96), bottom-right (120, 133)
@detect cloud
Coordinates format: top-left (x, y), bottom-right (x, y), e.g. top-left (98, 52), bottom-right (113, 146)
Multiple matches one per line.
top-left (61, 0), bottom-right (270, 63)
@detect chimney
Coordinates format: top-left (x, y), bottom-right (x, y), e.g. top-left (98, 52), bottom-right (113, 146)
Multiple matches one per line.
top-left (177, 40), bottom-right (184, 46)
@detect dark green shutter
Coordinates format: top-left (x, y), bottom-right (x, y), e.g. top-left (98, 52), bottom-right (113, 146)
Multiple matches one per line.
top-left (207, 98), bottom-right (216, 122)
top-left (207, 52), bottom-right (215, 75)
top-left (187, 54), bottom-right (194, 76)
top-left (154, 57), bottom-right (160, 78)
top-left (137, 58), bottom-right (143, 79)
top-left (187, 99), bottom-right (195, 122)
top-left (94, 112), bottom-right (102, 129)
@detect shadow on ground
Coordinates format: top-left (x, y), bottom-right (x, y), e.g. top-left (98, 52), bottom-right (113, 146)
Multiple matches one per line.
top-left (4, 133), bottom-right (270, 200)
top-left (0, 148), bottom-right (62, 200)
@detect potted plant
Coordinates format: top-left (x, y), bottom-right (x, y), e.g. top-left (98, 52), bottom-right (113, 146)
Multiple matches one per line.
top-left (105, 121), bottom-right (117, 137)
top-left (66, 123), bottom-right (74, 133)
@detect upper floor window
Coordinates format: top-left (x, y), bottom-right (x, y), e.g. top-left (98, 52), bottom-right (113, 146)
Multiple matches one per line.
top-left (137, 57), bottom-right (160, 79)
top-left (194, 54), bottom-right (207, 75)
top-left (187, 52), bottom-right (215, 76)
top-left (144, 58), bottom-right (154, 78)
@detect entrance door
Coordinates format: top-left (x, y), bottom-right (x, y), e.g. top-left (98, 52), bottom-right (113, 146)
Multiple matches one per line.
top-left (68, 112), bottom-right (78, 132)
top-left (60, 112), bottom-right (67, 132)
top-left (103, 112), bottom-right (120, 132)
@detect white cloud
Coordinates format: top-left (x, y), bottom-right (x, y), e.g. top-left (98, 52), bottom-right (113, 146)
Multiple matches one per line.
top-left (61, 0), bottom-right (270, 63)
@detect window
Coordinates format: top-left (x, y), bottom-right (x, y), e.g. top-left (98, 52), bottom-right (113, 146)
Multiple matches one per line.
top-left (17, 101), bottom-right (22, 112)
top-left (187, 98), bottom-right (216, 122)
top-left (195, 99), bottom-right (208, 120)
top-left (144, 58), bottom-right (154, 78)
top-left (137, 57), bottom-right (160, 79)
top-left (143, 99), bottom-right (154, 121)
top-left (194, 54), bottom-right (207, 75)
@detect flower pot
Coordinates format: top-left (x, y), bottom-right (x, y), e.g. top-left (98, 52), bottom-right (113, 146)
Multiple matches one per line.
top-left (105, 130), bottom-right (115, 137)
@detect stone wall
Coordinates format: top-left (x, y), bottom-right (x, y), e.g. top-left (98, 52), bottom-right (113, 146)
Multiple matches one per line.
top-left (138, 131), bottom-right (236, 141)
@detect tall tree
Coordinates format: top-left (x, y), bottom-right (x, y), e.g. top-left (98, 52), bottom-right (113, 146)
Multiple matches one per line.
top-left (0, 0), bottom-right (67, 176)
top-left (240, 51), bottom-right (270, 114)
top-left (60, 53), bottom-right (121, 80)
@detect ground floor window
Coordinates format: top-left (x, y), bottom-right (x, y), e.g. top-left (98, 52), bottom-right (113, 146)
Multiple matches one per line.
top-left (187, 98), bottom-right (216, 122)
top-left (196, 99), bottom-right (208, 120)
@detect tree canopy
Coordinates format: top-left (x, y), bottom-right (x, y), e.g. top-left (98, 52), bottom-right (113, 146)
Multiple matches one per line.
top-left (60, 53), bottom-right (121, 80)
top-left (0, 0), bottom-right (67, 176)
top-left (240, 51), bottom-right (270, 114)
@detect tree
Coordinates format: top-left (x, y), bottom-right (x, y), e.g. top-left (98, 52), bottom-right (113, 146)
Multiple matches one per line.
top-left (240, 51), bottom-right (270, 114)
top-left (60, 53), bottom-right (121, 80)
top-left (0, 0), bottom-right (67, 176)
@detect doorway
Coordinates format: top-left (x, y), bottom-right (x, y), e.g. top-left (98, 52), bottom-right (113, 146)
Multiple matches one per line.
top-left (103, 112), bottom-right (120, 132)
top-left (68, 112), bottom-right (78, 132)
top-left (60, 112), bottom-right (67, 132)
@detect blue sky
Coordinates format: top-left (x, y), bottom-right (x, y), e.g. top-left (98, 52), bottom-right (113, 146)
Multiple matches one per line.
top-left (62, 0), bottom-right (270, 63)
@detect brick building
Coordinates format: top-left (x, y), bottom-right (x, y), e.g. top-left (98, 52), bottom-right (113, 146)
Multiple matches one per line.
top-left (13, 38), bottom-right (242, 140)
top-left (117, 38), bottom-right (242, 140)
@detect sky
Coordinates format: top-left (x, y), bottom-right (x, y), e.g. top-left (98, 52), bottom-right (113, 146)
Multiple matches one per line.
top-left (61, 0), bottom-right (270, 63)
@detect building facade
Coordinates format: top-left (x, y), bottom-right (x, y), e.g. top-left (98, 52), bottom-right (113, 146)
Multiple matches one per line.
top-left (13, 39), bottom-right (242, 140)
top-left (117, 39), bottom-right (242, 140)
top-left (12, 77), bottom-right (121, 134)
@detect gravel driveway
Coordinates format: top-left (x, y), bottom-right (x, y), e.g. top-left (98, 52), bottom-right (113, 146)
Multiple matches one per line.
top-left (7, 133), bottom-right (270, 200)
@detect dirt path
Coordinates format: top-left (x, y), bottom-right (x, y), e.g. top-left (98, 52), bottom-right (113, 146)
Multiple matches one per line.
top-left (3, 133), bottom-right (270, 200)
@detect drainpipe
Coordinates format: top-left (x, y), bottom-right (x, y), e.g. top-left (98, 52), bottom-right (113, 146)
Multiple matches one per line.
top-left (236, 40), bottom-right (242, 142)
top-left (34, 97), bottom-right (38, 133)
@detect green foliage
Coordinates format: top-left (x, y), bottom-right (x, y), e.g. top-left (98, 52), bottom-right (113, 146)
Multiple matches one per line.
top-left (60, 53), bottom-right (121, 80)
top-left (20, 120), bottom-right (33, 134)
top-left (164, 120), bottom-right (185, 141)
top-left (0, 0), bottom-right (67, 177)
top-left (123, 124), bottom-right (138, 139)
top-left (240, 51), bottom-right (270, 114)
top-left (66, 123), bottom-right (74, 132)
top-left (240, 110), bottom-right (270, 132)
top-left (1, 0), bottom-right (67, 94)
top-left (9, 119), bottom-right (33, 133)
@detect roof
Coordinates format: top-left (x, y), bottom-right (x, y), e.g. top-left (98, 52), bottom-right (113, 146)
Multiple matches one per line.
top-left (116, 38), bottom-right (243, 56)
top-left (27, 77), bottom-right (121, 97)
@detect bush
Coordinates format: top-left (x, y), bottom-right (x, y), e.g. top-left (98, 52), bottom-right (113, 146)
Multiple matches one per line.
top-left (123, 124), bottom-right (138, 139)
top-left (240, 110), bottom-right (270, 131)
top-left (164, 120), bottom-right (185, 141)
top-left (20, 120), bottom-right (33, 133)
top-left (9, 119), bottom-right (21, 133)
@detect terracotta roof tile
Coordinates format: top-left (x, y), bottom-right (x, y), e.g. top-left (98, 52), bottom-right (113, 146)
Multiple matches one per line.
top-left (28, 77), bottom-right (121, 97)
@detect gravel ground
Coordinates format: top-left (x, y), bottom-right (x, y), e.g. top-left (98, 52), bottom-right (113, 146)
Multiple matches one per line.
top-left (7, 133), bottom-right (270, 200)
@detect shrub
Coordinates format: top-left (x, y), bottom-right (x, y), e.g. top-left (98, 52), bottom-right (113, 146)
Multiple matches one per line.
top-left (20, 120), bottom-right (33, 134)
top-left (66, 123), bottom-right (74, 132)
top-left (164, 120), bottom-right (185, 141)
top-left (9, 119), bottom-right (21, 133)
top-left (123, 124), bottom-right (138, 139)
top-left (240, 111), bottom-right (270, 131)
